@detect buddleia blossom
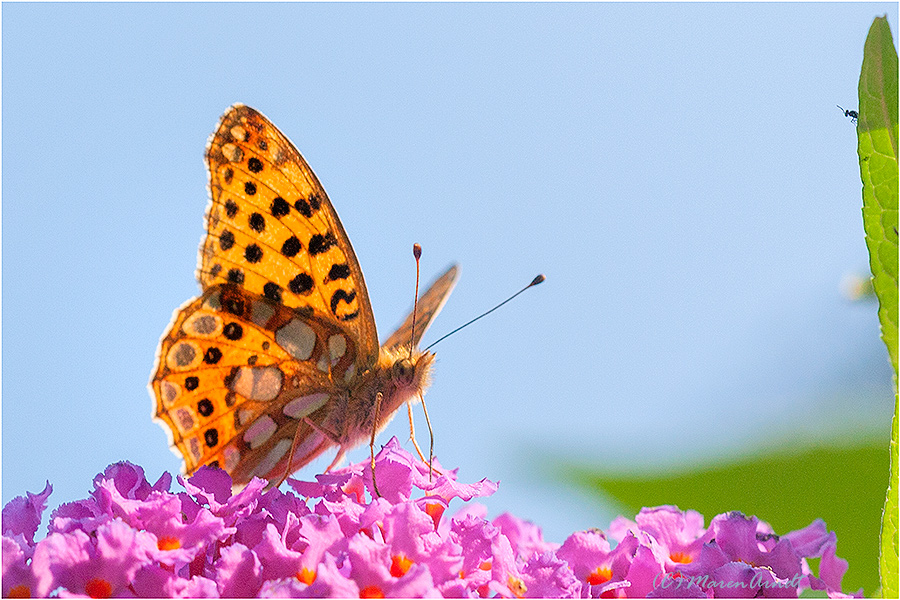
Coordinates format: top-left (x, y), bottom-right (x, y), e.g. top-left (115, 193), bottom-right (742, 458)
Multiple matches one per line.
top-left (1, 438), bottom-right (859, 598)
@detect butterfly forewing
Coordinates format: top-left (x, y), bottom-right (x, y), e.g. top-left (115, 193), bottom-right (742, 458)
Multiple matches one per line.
top-left (153, 104), bottom-right (459, 487)
top-left (202, 104), bottom-right (378, 369)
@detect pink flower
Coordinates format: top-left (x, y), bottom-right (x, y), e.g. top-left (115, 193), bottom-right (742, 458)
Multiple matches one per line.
top-left (557, 529), bottom-right (637, 597)
top-left (1, 441), bottom-right (858, 598)
top-left (32, 518), bottom-right (156, 597)
top-left (3, 534), bottom-right (39, 598)
top-left (2, 481), bottom-right (52, 547)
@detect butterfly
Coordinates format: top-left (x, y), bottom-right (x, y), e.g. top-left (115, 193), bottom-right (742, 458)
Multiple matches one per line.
top-left (151, 104), bottom-right (458, 487)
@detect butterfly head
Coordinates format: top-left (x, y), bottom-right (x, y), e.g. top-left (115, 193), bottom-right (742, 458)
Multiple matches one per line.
top-left (392, 356), bottom-right (415, 384)
top-left (379, 346), bottom-right (435, 401)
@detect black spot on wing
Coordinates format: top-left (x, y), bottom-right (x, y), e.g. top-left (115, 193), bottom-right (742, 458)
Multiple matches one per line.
top-left (197, 398), bottom-right (214, 417)
top-left (281, 236), bottom-right (302, 258)
top-left (263, 282), bottom-right (282, 303)
top-left (309, 233), bottom-right (337, 256)
top-left (330, 289), bottom-right (357, 319)
top-left (227, 269), bottom-right (245, 284)
top-left (271, 197), bottom-right (290, 217)
top-left (327, 263), bottom-right (351, 281)
top-left (219, 230), bottom-right (235, 251)
top-left (289, 273), bottom-right (314, 295)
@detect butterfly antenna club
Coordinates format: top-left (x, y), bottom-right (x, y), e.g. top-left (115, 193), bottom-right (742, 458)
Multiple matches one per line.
top-left (409, 243), bottom-right (422, 358)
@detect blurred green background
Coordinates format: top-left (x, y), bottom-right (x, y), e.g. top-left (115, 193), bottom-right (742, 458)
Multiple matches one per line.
top-left (547, 433), bottom-right (889, 594)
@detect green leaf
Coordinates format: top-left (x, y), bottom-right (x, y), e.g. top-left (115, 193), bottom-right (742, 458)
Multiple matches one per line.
top-left (882, 408), bottom-right (898, 598)
top-left (856, 15), bottom-right (899, 598)
top-left (858, 16), bottom-right (899, 378)
top-left (548, 437), bottom-right (889, 594)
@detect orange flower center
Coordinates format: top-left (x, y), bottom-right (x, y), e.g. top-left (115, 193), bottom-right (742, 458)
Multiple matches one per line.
top-left (423, 502), bottom-right (445, 528)
top-left (359, 585), bottom-right (386, 598)
top-left (507, 575), bottom-right (527, 598)
top-left (84, 578), bottom-right (113, 599)
top-left (587, 566), bottom-right (613, 585)
top-left (390, 554), bottom-right (415, 577)
top-left (296, 567), bottom-right (316, 585)
top-left (7, 584), bottom-right (30, 598)
top-left (459, 560), bottom-right (492, 579)
top-left (669, 552), bottom-right (692, 564)
top-left (157, 536), bottom-right (181, 551)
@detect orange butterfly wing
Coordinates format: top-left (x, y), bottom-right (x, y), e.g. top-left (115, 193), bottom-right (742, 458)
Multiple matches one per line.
top-left (152, 283), bottom-right (363, 484)
top-left (152, 105), bottom-right (458, 486)
top-left (201, 104), bottom-right (378, 368)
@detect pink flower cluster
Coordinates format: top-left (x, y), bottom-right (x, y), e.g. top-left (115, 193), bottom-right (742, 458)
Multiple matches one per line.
top-left (2, 438), bottom-right (858, 598)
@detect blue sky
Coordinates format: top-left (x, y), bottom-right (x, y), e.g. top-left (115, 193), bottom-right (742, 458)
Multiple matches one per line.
top-left (3, 3), bottom-right (896, 543)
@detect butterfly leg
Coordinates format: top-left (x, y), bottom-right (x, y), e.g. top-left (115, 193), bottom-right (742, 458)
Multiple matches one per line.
top-left (300, 417), bottom-right (341, 444)
top-left (270, 418), bottom-right (340, 489)
top-left (406, 397), bottom-right (442, 480)
top-left (273, 420), bottom-right (311, 489)
top-left (420, 393), bottom-right (437, 481)
top-left (297, 417), bottom-right (345, 471)
top-left (325, 449), bottom-right (347, 472)
top-left (369, 392), bottom-right (384, 497)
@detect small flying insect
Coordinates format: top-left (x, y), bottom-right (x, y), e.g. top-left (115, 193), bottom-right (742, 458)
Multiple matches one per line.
top-left (837, 105), bottom-right (858, 123)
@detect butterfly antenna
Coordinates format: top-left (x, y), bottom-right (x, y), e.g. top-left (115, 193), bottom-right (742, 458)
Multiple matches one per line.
top-left (409, 243), bottom-right (422, 357)
top-left (424, 274), bottom-right (546, 351)
top-left (408, 243), bottom-right (435, 479)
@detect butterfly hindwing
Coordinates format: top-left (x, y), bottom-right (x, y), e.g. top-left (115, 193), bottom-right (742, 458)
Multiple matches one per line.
top-left (152, 284), bottom-right (360, 483)
top-left (201, 104), bottom-right (379, 369)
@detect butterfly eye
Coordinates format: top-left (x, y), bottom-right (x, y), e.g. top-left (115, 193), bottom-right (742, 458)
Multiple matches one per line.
top-left (392, 358), bottom-right (415, 384)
